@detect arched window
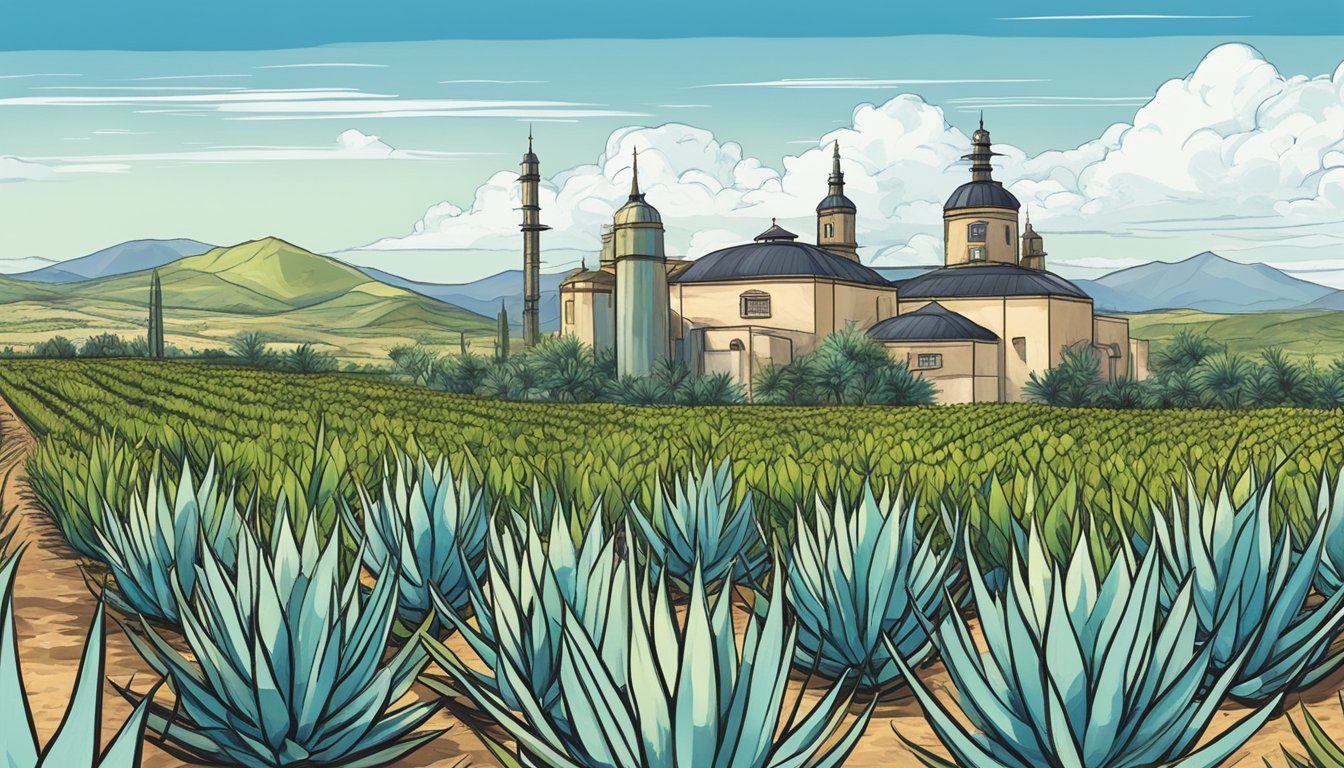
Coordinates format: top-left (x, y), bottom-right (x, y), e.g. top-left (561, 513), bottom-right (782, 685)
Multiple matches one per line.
top-left (823, 222), bottom-right (834, 238)
top-left (968, 221), bottom-right (987, 242)
top-left (729, 339), bottom-right (745, 351)
top-left (740, 290), bottom-right (771, 319)
top-left (1004, 224), bottom-right (1012, 244)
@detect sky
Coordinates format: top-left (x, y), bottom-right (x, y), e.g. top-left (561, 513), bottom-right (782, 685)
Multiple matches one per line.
top-left (1, 2), bottom-right (1343, 284)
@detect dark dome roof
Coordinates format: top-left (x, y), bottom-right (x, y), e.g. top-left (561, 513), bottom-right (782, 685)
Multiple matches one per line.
top-left (867, 302), bottom-right (998, 342)
top-left (560, 268), bottom-right (614, 287)
top-left (816, 193), bottom-right (856, 212)
top-left (671, 240), bottom-right (888, 286)
top-left (898, 263), bottom-right (1088, 299)
top-left (944, 180), bottom-right (1020, 211)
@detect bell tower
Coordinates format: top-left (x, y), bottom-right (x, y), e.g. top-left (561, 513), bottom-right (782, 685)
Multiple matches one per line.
top-left (816, 141), bottom-right (859, 262)
top-left (1020, 211), bottom-right (1047, 271)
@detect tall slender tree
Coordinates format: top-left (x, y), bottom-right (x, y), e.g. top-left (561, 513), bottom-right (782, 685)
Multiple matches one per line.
top-left (494, 300), bottom-right (510, 362)
top-left (148, 269), bottom-right (164, 358)
top-left (459, 330), bottom-right (467, 357)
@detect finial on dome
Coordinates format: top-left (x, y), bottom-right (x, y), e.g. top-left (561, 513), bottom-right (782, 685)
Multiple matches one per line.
top-left (979, 111), bottom-right (984, 130)
top-left (629, 147), bottom-right (641, 199)
top-left (528, 124), bottom-right (533, 152)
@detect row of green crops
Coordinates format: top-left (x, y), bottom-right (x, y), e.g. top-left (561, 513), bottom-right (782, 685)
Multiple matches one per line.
top-left (3, 359), bottom-right (1343, 557)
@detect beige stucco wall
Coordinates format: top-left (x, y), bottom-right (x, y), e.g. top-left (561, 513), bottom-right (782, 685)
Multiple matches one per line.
top-left (878, 339), bottom-right (1001, 404)
top-left (944, 207), bottom-right (1019, 267)
top-left (673, 278), bottom-right (895, 357)
top-left (817, 210), bottom-right (858, 261)
top-left (1093, 315), bottom-right (1132, 382)
top-left (1130, 338), bottom-right (1151, 380)
top-left (698, 327), bottom-right (798, 399)
top-left (559, 283), bottom-right (615, 352)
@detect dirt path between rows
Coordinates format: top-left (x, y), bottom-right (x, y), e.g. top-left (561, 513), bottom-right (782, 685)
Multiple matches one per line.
top-left (0, 393), bottom-right (1338, 767)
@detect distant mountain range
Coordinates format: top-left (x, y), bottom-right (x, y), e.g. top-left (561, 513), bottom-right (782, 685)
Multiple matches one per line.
top-left (14, 238), bottom-right (215, 283)
top-left (0, 238), bottom-right (493, 362)
top-left (359, 267), bottom-right (567, 332)
top-left (1073, 251), bottom-right (1336, 313)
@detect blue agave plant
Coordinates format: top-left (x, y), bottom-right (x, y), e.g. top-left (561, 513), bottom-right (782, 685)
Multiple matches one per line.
top-left (1, 549), bottom-right (159, 768)
top-left (1305, 469), bottom-right (1344, 597)
top-left (119, 504), bottom-right (442, 767)
top-left (428, 551), bottom-right (873, 768)
top-left (347, 452), bottom-right (489, 626)
top-left (435, 498), bottom-right (628, 722)
top-left (891, 527), bottom-right (1279, 768)
top-left (94, 455), bottom-right (240, 624)
top-left (630, 459), bottom-right (767, 592)
top-left (785, 486), bottom-right (959, 690)
top-left (1148, 474), bottom-right (1344, 702)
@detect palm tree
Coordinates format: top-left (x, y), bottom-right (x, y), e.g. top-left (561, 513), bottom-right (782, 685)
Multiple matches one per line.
top-left (284, 343), bottom-right (337, 374)
top-left (1195, 352), bottom-right (1251, 409)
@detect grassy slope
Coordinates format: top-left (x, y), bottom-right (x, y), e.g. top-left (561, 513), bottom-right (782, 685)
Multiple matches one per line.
top-left (0, 238), bottom-right (495, 362)
top-left (1126, 309), bottom-right (1344, 361)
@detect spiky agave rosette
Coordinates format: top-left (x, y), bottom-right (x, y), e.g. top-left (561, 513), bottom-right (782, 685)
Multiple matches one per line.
top-left (435, 502), bottom-right (628, 724)
top-left (94, 455), bottom-right (241, 624)
top-left (785, 484), bottom-right (960, 690)
top-left (427, 548), bottom-right (874, 768)
top-left (891, 526), bottom-right (1280, 768)
top-left (119, 505), bottom-right (442, 767)
top-left (1, 549), bottom-right (160, 768)
top-left (630, 459), bottom-right (768, 594)
top-left (347, 451), bottom-right (489, 627)
top-left (1149, 474), bottom-right (1344, 702)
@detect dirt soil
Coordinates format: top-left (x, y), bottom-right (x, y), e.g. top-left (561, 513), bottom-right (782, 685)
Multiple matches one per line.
top-left (0, 395), bottom-right (1337, 767)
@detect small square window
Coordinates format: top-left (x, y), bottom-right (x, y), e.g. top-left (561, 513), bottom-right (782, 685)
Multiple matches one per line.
top-left (969, 246), bottom-right (987, 262)
top-left (968, 221), bottom-right (987, 241)
top-left (740, 292), bottom-right (771, 318)
top-left (917, 353), bottom-right (943, 369)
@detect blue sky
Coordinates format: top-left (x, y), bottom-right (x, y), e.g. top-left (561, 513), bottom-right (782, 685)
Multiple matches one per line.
top-left (0, 5), bottom-right (1342, 285)
top-left (3, 0), bottom-right (1339, 49)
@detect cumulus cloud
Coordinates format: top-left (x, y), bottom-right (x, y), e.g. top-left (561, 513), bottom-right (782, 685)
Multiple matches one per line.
top-left (363, 44), bottom-right (1344, 272)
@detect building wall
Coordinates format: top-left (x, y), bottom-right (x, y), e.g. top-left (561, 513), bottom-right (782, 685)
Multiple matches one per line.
top-left (1130, 338), bottom-right (1151, 380)
top-left (561, 285), bottom-right (615, 352)
top-left (697, 326), bottom-right (799, 400)
top-left (1093, 314), bottom-right (1132, 382)
top-left (944, 206), bottom-right (1020, 267)
top-left (877, 338), bottom-right (1001, 404)
top-left (817, 210), bottom-right (858, 261)
top-left (616, 257), bottom-right (669, 376)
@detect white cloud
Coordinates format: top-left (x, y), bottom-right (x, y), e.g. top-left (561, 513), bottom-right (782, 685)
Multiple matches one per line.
top-left (0, 156), bottom-right (57, 182)
top-left (361, 44), bottom-right (1344, 275)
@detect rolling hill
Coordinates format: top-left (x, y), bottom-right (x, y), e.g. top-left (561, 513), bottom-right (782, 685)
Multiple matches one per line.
top-left (1125, 309), bottom-right (1344, 361)
top-left (1074, 251), bottom-right (1334, 313)
top-left (0, 238), bottom-right (495, 362)
top-left (13, 238), bottom-right (216, 283)
top-left (359, 267), bottom-right (566, 331)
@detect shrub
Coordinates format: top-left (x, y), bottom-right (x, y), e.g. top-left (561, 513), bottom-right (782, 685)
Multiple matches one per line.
top-left (1194, 352), bottom-right (1253, 409)
top-left (32, 336), bottom-right (78, 358)
top-left (79, 333), bottom-right (131, 358)
top-left (1023, 343), bottom-right (1101, 406)
top-left (630, 460), bottom-right (767, 593)
top-left (1, 550), bottom-right (159, 768)
top-left (427, 556), bottom-right (874, 768)
top-left (430, 352), bottom-right (491, 394)
top-left (891, 527), bottom-right (1278, 768)
top-left (348, 452), bottom-right (489, 626)
top-left (283, 343), bottom-right (338, 374)
top-left (388, 344), bottom-right (439, 386)
top-left (752, 329), bottom-right (936, 406)
top-left (1148, 474), bottom-right (1344, 702)
top-left (120, 508), bottom-right (441, 767)
top-left (786, 486), bottom-right (959, 690)
top-left (229, 331), bottom-right (277, 368)
top-left (94, 455), bottom-right (242, 624)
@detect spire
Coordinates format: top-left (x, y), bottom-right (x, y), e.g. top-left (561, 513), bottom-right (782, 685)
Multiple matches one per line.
top-left (828, 140), bottom-right (845, 197)
top-left (528, 124), bottom-right (533, 153)
top-left (629, 148), bottom-right (641, 200)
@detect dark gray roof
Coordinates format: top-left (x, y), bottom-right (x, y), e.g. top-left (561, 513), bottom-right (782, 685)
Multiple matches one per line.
top-left (898, 263), bottom-right (1089, 299)
top-left (671, 241), bottom-right (889, 286)
top-left (867, 302), bottom-right (998, 342)
top-left (944, 180), bottom-right (1021, 211)
top-left (755, 222), bottom-right (798, 241)
top-left (816, 193), bottom-right (856, 212)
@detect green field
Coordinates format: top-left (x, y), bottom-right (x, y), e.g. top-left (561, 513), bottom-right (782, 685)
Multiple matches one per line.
top-left (2, 358), bottom-right (1341, 557)
top-left (0, 238), bottom-right (495, 363)
top-left (1127, 308), bottom-right (1344, 361)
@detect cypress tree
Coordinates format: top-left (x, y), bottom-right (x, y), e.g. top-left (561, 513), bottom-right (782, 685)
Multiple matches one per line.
top-left (148, 269), bottom-right (164, 358)
top-left (495, 300), bottom-right (510, 362)
top-left (459, 330), bottom-right (467, 357)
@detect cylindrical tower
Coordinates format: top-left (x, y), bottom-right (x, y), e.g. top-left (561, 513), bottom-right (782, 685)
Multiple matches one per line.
top-left (613, 149), bottom-right (668, 377)
top-left (942, 117), bottom-right (1021, 267)
top-left (1020, 211), bottom-right (1047, 271)
top-left (816, 141), bottom-right (859, 262)
top-left (518, 128), bottom-right (549, 347)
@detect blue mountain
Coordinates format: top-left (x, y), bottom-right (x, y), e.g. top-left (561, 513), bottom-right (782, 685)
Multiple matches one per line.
top-left (14, 238), bottom-right (216, 283)
top-left (1073, 251), bottom-right (1334, 313)
top-left (358, 267), bottom-right (567, 331)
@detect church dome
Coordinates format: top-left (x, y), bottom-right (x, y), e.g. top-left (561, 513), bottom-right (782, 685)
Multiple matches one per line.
top-left (944, 180), bottom-right (1020, 212)
top-left (867, 302), bottom-right (998, 342)
top-left (613, 196), bottom-right (662, 225)
top-left (671, 239), bottom-right (888, 286)
top-left (816, 193), bottom-right (856, 212)
top-left (898, 263), bottom-right (1087, 299)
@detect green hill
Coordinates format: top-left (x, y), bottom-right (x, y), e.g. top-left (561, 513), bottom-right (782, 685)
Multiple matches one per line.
top-left (1127, 309), bottom-right (1344, 361)
top-left (0, 238), bottom-right (496, 363)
